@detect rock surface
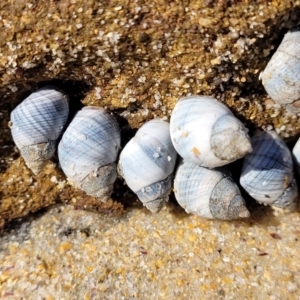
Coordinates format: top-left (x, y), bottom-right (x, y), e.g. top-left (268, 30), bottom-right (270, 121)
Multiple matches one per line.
top-left (0, 1), bottom-right (300, 226)
top-left (1, 1), bottom-right (300, 298)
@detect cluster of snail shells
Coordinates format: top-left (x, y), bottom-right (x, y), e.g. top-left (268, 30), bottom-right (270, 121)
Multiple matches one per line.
top-left (256, 28), bottom-right (300, 210)
top-left (10, 87), bottom-right (300, 220)
top-left (10, 87), bottom-right (121, 202)
top-left (9, 28), bottom-right (300, 220)
top-left (170, 96), bottom-right (252, 220)
top-left (170, 96), bottom-right (299, 219)
top-left (118, 95), bottom-right (252, 217)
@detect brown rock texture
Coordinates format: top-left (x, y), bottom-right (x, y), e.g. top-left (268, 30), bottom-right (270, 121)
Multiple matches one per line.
top-left (1, 0), bottom-right (300, 227)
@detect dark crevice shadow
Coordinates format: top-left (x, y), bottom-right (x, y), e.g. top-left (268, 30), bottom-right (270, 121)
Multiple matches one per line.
top-left (207, 5), bottom-right (300, 132)
top-left (0, 206), bottom-right (49, 241)
top-left (112, 112), bottom-right (137, 149)
top-left (165, 190), bottom-right (193, 221)
top-left (214, 5), bottom-right (300, 96)
top-left (110, 113), bottom-right (139, 208)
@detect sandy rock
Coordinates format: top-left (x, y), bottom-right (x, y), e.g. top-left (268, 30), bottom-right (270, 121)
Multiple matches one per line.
top-left (1, 0), bottom-right (300, 226)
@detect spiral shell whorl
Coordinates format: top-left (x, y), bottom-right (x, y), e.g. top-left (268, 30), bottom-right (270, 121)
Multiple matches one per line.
top-left (136, 175), bottom-right (173, 213)
top-left (211, 114), bottom-right (252, 162)
top-left (10, 86), bottom-right (69, 174)
top-left (20, 140), bottom-right (57, 175)
top-left (78, 162), bottom-right (117, 202)
top-left (58, 106), bottom-right (121, 201)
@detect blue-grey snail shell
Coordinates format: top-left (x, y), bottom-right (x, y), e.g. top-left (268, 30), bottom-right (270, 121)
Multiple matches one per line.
top-left (118, 119), bottom-right (178, 213)
top-left (10, 86), bottom-right (69, 175)
top-left (240, 131), bottom-right (298, 212)
top-left (58, 106), bottom-right (121, 202)
top-left (170, 95), bottom-right (252, 168)
top-left (259, 29), bottom-right (300, 106)
top-left (174, 160), bottom-right (249, 220)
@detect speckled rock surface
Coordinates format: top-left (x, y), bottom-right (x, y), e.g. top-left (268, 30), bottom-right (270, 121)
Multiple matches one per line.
top-left (1, 0), bottom-right (300, 226)
top-left (1, 5), bottom-right (300, 297)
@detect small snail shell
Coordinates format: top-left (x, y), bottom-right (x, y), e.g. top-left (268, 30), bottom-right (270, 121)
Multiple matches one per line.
top-left (260, 29), bottom-right (300, 106)
top-left (170, 95), bottom-right (252, 168)
top-left (58, 106), bottom-right (121, 201)
top-left (174, 160), bottom-right (249, 220)
top-left (240, 131), bottom-right (298, 212)
top-left (118, 119), bottom-right (178, 213)
top-left (10, 86), bottom-right (69, 175)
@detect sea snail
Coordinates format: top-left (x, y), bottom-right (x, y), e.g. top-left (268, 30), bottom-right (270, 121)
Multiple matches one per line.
top-left (260, 29), bottom-right (300, 106)
top-left (293, 137), bottom-right (300, 172)
top-left (170, 95), bottom-right (252, 168)
top-left (174, 160), bottom-right (249, 220)
top-left (10, 86), bottom-right (69, 175)
top-left (240, 130), bottom-right (298, 212)
top-left (58, 106), bottom-right (121, 202)
top-left (118, 119), bottom-right (178, 213)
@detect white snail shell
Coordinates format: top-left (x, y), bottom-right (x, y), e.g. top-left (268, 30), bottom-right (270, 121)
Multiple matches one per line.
top-left (292, 137), bottom-right (300, 171)
top-left (10, 86), bottom-right (69, 175)
top-left (58, 106), bottom-right (121, 201)
top-left (240, 131), bottom-right (298, 211)
top-left (118, 119), bottom-right (178, 213)
top-left (170, 95), bottom-right (252, 168)
top-left (260, 29), bottom-right (300, 105)
top-left (174, 160), bottom-right (249, 220)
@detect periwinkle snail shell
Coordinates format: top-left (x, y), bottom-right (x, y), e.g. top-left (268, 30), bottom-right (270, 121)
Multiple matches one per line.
top-left (292, 138), bottom-right (300, 172)
top-left (240, 130), bottom-right (298, 212)
top-left (259, 29), bottom-right (300, 106)
top-left (58, 106), bottom-right (121, 202)
top-left (174, 160), bottom-right (249, 220)
top-left (170, 95), bottom-right (252, 168)
top-left (118, 119), bottom-right (178, 213)
top-left (10, 86), bottom-right (69, 175)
